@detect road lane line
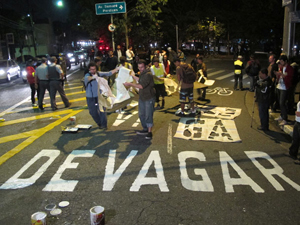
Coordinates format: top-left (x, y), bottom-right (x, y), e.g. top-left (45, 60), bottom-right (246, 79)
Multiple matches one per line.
top-left (0, 110), bottom-right (83, 166)
top-left (0, 96), bottom-right (30, 117)
top-left (0, 109), bottom-right (73, 127)
top-left (216, 73), bottom-right (234, 80)
top-left (207, 70), bottom-right (225, 77)
top-left (167, 123), bottom-right (172, 154)
top-left (66, 69), bottom-right (80, 78)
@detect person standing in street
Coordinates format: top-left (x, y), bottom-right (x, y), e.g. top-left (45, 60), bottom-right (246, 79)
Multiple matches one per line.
top-left (126, 46), bottom-right (135, 65)
top-left (274, 55), bottom-right (294, 126)
top-left (167, 47), bottom-right (177, 74)
top-left (287, 101), bottom-right (300, 165)
top-left (48, 56), bottom-right (71, 111)
top-left (256, 68), bottom-right (272, 131)
top-left (105, 50), bottom-right (118, 86)
top-left (246, 55), bottom-right (261, 92)
top-left (150, 57), bottom-right (167, 109)
top-left (162, 54), bottom-right (171, 75)
top-left (267, 54), bottom-right (278, 112)
top-left (196, 56), bottom-right (208, 100)
top-left (114, 45), bottom-right (124, 63)
top-left (26, 60), bottom-right (39, 107)
top-left (174, 58), bottom-right (196, 116)
top-left (84, 62), bottom-right (119, 129)
top-left (35, 57), bottom-right (49, 111)
top-left (233, 55), bottom-right (244, 91)
top-left (123, 59), bottom-right (155, 140)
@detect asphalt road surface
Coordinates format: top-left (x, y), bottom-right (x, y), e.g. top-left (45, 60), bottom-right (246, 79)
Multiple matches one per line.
top-left (0, 57), bottom-right (299, 225)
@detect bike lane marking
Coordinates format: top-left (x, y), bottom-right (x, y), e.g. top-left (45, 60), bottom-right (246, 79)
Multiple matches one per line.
top-left (0, 109), bottom-right (83, 166)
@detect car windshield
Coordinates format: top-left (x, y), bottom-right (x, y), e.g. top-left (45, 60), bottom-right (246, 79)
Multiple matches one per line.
top-left (0, 61), bottom-right (7, 67)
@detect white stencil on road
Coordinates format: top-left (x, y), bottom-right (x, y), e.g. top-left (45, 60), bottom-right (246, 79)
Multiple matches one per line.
top-left (0, 150), bottom-right (60, 189)
top-left (112, 111), bottom-right (138, 126)
top-left (174, 118), bottom-right (241, 142)
top-left (197, 106), bottom-right (242, 120)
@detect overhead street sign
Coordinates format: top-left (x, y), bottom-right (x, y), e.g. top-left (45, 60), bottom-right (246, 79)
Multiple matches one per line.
top-left (95, 2), bottom-right (126, 15)
top-left (282, 0), bottom-right (292, 7)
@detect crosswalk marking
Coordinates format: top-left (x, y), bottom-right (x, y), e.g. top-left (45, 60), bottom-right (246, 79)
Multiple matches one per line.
top-left (216, 73), bottom-right (234, 80)
top-left (208, 70), bottom-right (225, 77)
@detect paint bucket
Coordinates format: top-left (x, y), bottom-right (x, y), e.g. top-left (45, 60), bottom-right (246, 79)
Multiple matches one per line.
top-left (70, 116), bottom-right (76, 125)
top-left (90, 206), bottom-right (105, 225)
top-left (31, 211), bottom-right (47, 225)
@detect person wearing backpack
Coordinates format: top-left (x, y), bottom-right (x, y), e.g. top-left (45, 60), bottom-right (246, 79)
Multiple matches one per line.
top-left (84, 62), bottom-right (119, 129)
top-left (174, 58), bottom-right (196, 116)
top-left (245, 55), bottom-right (261, 92)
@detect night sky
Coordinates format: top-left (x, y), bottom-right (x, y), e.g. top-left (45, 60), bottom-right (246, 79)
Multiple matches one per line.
top-left (1, 0), bottom-right (69, 22)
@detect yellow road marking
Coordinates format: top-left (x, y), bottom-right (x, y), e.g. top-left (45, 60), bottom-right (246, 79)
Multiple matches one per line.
top-left (0, 109), bottom-right (83, 166)
top-left (0, 109), bottom-right (73, 127)
top-left (64, 86), bottom-right (82, 91)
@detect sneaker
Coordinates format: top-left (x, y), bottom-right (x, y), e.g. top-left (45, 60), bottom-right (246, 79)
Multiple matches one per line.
top-left (177, 111), bottom-right (185, 117)
top-left (145, 132), bottom-right (152, 139)
top-left (32, 103), bottom-right (37, 107)
top-left (275, 116), bottom-right (283, 121)
top-left (279, 120), bottom-right (287, 126)
top-left (136, 130), bottom-right (148, 135)
top-left (294, 159), bottom-right (300, 165)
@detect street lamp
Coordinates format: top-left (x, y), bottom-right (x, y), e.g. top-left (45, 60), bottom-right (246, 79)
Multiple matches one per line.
top-left (56, 1), bottom-right (63, 7)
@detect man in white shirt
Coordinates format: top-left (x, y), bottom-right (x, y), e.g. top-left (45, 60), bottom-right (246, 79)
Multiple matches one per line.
top-left (126, 46), bottom-right (135, 64)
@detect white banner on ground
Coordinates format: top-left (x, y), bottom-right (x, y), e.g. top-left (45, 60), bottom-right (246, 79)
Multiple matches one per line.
top-left (174, 118), bottom-right (241, 142)
top-left (164, 77), bottom-right (178, 96)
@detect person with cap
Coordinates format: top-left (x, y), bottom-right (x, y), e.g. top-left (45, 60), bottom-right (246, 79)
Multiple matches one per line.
top-left (150, 57), bottom-right (167, 109)
top-left (48, 56), bottom-right (71, 111)
top-left (274, 54), bottom-right (294, 126)
top-left (35, 57), bottom-right (49, 111)
top-left (234, 55), bottom-right (244, 90)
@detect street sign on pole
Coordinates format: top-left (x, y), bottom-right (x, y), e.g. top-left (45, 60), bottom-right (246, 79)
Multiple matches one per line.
top-left (95, 2), bottom-right (126, 15)
top-left (108, 23), bottom-right (116, 32)
top-left (282, 0), bottom-right (292, 7)
top-left (290, 11), bottom-right (300, 23)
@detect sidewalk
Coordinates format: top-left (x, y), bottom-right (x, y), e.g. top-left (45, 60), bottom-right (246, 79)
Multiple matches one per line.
top-left (245, 89), bottom-right (299, 137)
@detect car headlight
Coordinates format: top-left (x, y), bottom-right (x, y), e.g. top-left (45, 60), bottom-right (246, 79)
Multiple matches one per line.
top-left (0, 69), bottom-right (5, 75)
top-left (70, 58), bottom-right (75, 62)
top-left (67, 53), bottom-right (73, 58)
top-left (22, 71), bottom-right (27, 77)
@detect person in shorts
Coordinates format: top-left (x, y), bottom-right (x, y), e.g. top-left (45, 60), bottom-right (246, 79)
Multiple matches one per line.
top-left (174, 58), bottom-right (196, 116)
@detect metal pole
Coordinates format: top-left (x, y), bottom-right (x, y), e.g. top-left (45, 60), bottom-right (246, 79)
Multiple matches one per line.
top-left (176, 25), bottom-right (178, 51)
top-left (111, 15), bottom-right (115, 51)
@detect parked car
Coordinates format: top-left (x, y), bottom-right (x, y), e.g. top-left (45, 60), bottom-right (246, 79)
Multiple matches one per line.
top-left (0, 59), bottom-right (20, 82)
top-left (18, 62), bottom-right (27, 83)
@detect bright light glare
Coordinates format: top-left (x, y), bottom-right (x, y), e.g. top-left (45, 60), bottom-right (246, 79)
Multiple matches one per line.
top-left (0, 69), bottom-right (5, 75)
top-left (57, 1), bottom-right (63, 7)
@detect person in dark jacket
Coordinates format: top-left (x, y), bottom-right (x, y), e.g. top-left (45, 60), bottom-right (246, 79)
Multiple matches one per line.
top-left (256, 68), bottom-right (272, 131)
top-left (246, 55), bottom-right (261, 92)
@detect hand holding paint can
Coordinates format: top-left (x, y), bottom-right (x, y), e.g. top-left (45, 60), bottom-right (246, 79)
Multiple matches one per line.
top-left (90, 206), bottom-right (105, 225)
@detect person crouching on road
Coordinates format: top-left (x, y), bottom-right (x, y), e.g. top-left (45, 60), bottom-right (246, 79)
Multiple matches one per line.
top-left (256, 68), bottom-right (272, 131)
top-left (123, 59), bottom-right (155, 140)
top-left (84, 62), bottom-right (119, 129)
top-left (151, 57), bottom-right (167, 109)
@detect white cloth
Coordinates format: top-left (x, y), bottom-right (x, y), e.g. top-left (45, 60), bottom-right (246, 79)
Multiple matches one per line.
top-left (276, 67), bottom-right (287, 90)
top-left (296, 101), bottom-right (300, 123)
top-left (112, 67), bottom-right (134, 103)
top-left (164, 77), bottom-right (178, 95)
top-left (126, 49), bottom-right (135, 61)
top-left (95, 77), bottom-right (116, 110)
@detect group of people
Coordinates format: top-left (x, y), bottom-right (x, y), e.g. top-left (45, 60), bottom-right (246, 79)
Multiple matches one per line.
top-left (26, 56), bottom-right (71, 111)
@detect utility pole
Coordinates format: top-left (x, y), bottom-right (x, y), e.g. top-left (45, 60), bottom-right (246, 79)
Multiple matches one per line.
top-left (282, 0), bottom-right (294, 57)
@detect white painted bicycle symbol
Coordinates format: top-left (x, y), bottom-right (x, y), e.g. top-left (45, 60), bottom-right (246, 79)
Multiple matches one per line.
top-left (206, 87), bottom-right (233, 96)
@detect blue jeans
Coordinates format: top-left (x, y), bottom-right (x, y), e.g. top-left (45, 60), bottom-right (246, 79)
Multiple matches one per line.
top-left (86, 97), bottom-right (107, 128)
top-left (138, 98), bottom-right (155, 130)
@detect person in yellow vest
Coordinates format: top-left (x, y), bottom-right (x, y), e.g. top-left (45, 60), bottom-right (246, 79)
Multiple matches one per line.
top-left (234, 55), bottom-right (244, 90)
top-left (151, 57), bottom-right (167, 109)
